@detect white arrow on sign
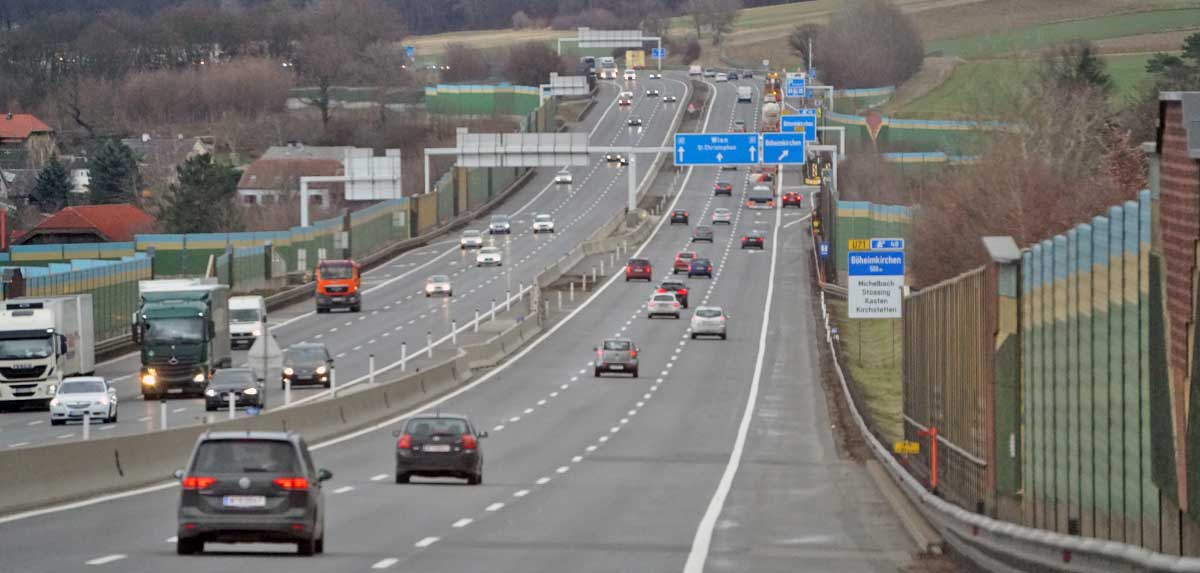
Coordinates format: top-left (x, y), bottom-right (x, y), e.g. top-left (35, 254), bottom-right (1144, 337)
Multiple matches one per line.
top-left (750, 145), bottom-right (756, 161)
top-left (677, 146), bottom-right (685, 162)
top-left (778, 149), bottom-right (789, 161)
top-left (716, 152), bottom-right (724, 162)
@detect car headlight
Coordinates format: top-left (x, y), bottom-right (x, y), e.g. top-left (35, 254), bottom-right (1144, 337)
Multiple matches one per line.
top-left (315, 365), bottom-right (327, 375)
top-left (252, 329), bottom-right (262, 337)
top-left (283, 367), bottom-right (294, 376)
top-left (98, 397), bottom-right (110, 406)
top-left (47, 384), bottom-right (57, 395)
top-left (141, 373), bottom-right (157, 386)
top-left (243, 387), bottom-right (258, 395)
top-left (49, 398), bottom-right (61, 407)
top-left (193, 372), bottom-right (207, 383)
top-left (204, 388), bottom-right (217, 397)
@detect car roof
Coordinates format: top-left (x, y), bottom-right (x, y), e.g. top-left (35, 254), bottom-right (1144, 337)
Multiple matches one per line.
top-left (290, 342), bottom-right (326, 350)
top-left (602, 338), bottom-right (632, 343)
top-left (661, 278), bottom-right (685, 285)
top-left (692, 257), bottom-right (711, 262)
top-left (215, 368), bottom-right (254, 375)
top-left (463, 229), bottom-right (481, 234)
top-left (410, 412), bottom-right (470, 421)
top-left (201, 430), bottom-right (298, 442)
top-left (714, 207), bottom-right (731, 212)
top-left (429, 274), bottom-right (449, 280)
top-left (695, 305), bottom-right (724, 312)
top-left (61, 376), bottom-right (106, 384)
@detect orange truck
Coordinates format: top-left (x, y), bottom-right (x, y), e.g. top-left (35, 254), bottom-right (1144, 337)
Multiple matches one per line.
top-left (315, 259), bottom-right (362, 313)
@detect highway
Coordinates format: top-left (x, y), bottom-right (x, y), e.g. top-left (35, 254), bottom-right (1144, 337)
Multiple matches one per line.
top-left (0, 76), bottom-right (919, 572)
top-left (0, 73), bottom-right (688, 448)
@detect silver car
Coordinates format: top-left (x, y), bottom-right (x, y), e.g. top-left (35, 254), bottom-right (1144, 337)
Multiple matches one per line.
top-left (50, 376), bottom-right (117, 425)
top-left (425, 274), bottom-right (452, 296)
top-left (488, 215), bottom-right (511, 234)
top-left (647, 292), bottom-right (682, 319)
top-left (460, 229), bottom-right (483, 249)
top-left (712, 208), bottom-right (733, 224)
top-left (476, 246), bottom-right (503, 266)
top-left (690, 306), bottom-right (727, 340)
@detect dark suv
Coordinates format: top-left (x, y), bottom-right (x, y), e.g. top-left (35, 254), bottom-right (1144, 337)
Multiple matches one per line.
top-left (669, 209), bottom-right (689, 225)
top-left (394, 414), bottom-right (487, 485)
top-left (657, 278), bottom-right (689, 308)
top-left (205, 368), bottom-right (265, 411)
top-left (175, 431), bottom-right (332, 556)
top-left (282, 344), bottom-right (333, 390)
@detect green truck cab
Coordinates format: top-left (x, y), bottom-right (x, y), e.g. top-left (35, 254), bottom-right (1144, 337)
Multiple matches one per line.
top-left (133, 281), bottom-right (231, 399)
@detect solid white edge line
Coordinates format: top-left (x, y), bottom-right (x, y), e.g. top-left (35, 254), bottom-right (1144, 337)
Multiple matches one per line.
top-left (0, 73), bottom-right (695, 526)
top-left (682, 165), bottom-right (782, 573)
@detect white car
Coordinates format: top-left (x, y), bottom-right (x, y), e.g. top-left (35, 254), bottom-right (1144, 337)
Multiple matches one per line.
top-left (715, 72), bottom-right (728, 82)
top-left (488, 215), bottom-right (511, 235)
top-left (460, 229), bottom-right (483, 249)
top-left (425, 274), bottom-right (452, 297)
top-left (649, 72), bottom-right (662, 80)
top-left (645, 89), bottom-right (660, 97)
top-left (624, 69), bottom-right (637, 81)
top-left (532, 214), bottom-right (555, 234)
top-left (476, 246), bottom-right (503, 266)
top-left (690, 306), bottom-right (727, 340)
top-left (712, 208), bottom-right (733, 224)
top-left (50, 376), bottom-right (117, 425)
top-left (554, 171), bottom-right (573, 185)
top-left (647, 293), bottom-right (682, 319)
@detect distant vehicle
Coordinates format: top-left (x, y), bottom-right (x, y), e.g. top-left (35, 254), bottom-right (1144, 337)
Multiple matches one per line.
top-left (673, 251), bottom-right (697, 274)
top-left (742, 70), bottom-right (754, 78)
top-left (281, 343), bottom-right (332, 389)
top-left (649, 72), bottom-right (662, 79)
top-left (393, 413), bottom-right (487, 485)
top-left (747, 185), bottom-right (775, 209)
top-left (488, 214), bottom-right (511, 234)
top-left (715, 73), bottom-right (728, 82)
top-left (627, 117), bottom-right (643, 126)
top-left (605, 153), bottom-right (628, 165)
top-left (0, 295), bottom-right (95, 410)
top-left (460, 229), bottom-right (484, 249)
top-left (594, 338), bottom-right (639, 377)
top-left (711, 208), bottom-right (733, 224)
top-left (204, 368), bottom-right (264, 411)
top-left (691, 225), bottom-right (714, 243)
top-left (782, 189), bottom-right (804, 208)
top-left (742, 230), bottom-right (766, 250)
top-left (722, 163), bottom-right (738, 171)
top-left (689, 258), bottom-right (714, 278)
top-left (532, 213), bottom-right (555, 234)
top-left (733, 119), bottom-right (746, 132)
top-left (476, 246), bottom-right (503, 266)
top-left (554, 170), bottom-right (573, 185)
top-left (625, 258), bottom-right (653, 281)
top-left (728, 71), bottom-right (739, 81)
top-left (134, 280), bottom-right (230, 398)
top-left (646, 292), bottom-right (682, 319)
top-left (424, 275), bottom-right (452, 297)
top-left (618, 91), bottom-right (634, 106)
top-left (703, 68), bottom-right (716, 78)
top-left (229, 295), bottom-right (266, 350)
top-left (315, 260), bottom-right (361, 313)
top-left (690, 306), bottom-right (727, 340)
top-left (175, 431), bottom-right (332, 556)
top-left (624, 68), bottom-right (637, 81)
top-left (49, 376), bottom-right (116, 425)
top-left (669, 209), bottom-right (689, 225)
top-left (663, 94), bottom-right (678, 103)
top-left (714, 182), bottom-right (733, 196)
top-left (657, 278), bottom-right (689, 308)
top-left (689, 65), bottom-right (702, 76)
top-left (645, 89), bottom-right (660, 97)
top-left (598, 56), bottom-right (618, 79)
top-left (737, 85), bottom-right (753, 103)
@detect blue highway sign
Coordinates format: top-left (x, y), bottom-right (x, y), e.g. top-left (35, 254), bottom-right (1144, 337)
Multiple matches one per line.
top-left (847, 251), bottom-right (905, 276)
top-left (785, 77), bottom-right (806, 98)
top-left (760, 133), bottom-right (806, 164)
top-left (651, 47), bottom-right (666, 59)
top-left (674, 133), bottom-right (760, 166)
top-left (819, 242), bottom-right (830, 258)
top-left (780, 111), bottom-right (817, 140)
top-left (870, 238), bottom-right (905, 250)
top-left (405, 45), bottom-right (415, 59)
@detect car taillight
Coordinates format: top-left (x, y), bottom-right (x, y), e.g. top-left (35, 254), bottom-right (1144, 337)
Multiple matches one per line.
top-left (708, 265), bottom-right (713, 271)
top-left (397, 433), bottom-right (412, 449)
top-left (768, 201), bottom-right (775, 207)
top-left (679, 289), bottom-right (687, 295)
top-left (462, 434), bottom-right (478, 450)
top-left (746, 201), bottom-right (753, 207)
top-left (684, 211), bottom-right (689, 216)
top-left (273, 477), bottom-right (310, 490)
top-left (627, 265), bottom-right (633, 273)
top-left (674, 302), bottom-right (680, 308)
top-left (742, 236), bottom-right (747, 241)
top-left (181, 476), bottom-right (216, 490)
top-left (630, 350), bottom-right (637, 358)
top-left (656, 288), bottom-right (667, 293)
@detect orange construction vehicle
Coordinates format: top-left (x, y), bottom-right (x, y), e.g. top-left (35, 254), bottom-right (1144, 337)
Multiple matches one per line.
top-left (315, 259), bottom-right (362, 313)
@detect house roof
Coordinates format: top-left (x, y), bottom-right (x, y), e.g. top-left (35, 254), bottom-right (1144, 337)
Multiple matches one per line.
top-left (0, 114), bottom-right (53, 141)
top-left (262, 145), bottom-right (356, 161)
top-left (17, 204), bottom-right (155, 244)
top-left (238, 158), bottom-right (344, 190)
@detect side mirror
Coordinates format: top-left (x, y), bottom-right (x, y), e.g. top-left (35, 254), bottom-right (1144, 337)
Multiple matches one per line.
top-left (317, 468), bottom-right (333, 483)
top-left (58, 334), bottom-right (68, 355)
top-left (207, 319), bottom-right (216, 338)
top-left (478, 431), bottom-right (489, 439)
top-left (172, 469), bottom-right (184, 480)
top-left (131, 322), bottom-right (142, 345)
top-left (592, 347), bottom-right (598, 352)
top-left (392, 430), bottom-right (403, 438)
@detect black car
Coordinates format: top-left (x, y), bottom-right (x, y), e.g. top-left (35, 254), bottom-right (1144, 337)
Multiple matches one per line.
top-left (688, 257), bottom-right (714, 278)
top-left (728, 71), bottom-right (739, 80)
top-left (205, 368), bottom-right (265, 411)
top-left (692, 225), bottom-right (714, 243)
top-left (721, 164), bottom-right (738, 171)
top-left (657, 278), bottom-right (689, 308)
top-left (605, 153), bottom-right (628, 166)
top-left (742, 70), bottom-right (754, 78)
top-left (669, 209), bottom-right (689, 224)
top-left (714, 182), bottom-right (733, 196)
top-left (742, 230), bottom-right (766, 249)
top-left (282, 343), bottom-right (333, 390)
top-left (644, 89), bottom-right (660, 97)
top-left (394, 414), bottom-right (487, 485)
top-left (627, 117), bottom-right (643, 126)
top-left (175, 431), bottom-right (332, 556)
top-left (664, 95), bottom-right (678, 103)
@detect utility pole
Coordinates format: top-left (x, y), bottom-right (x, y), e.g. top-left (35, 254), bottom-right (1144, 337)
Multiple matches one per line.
top-left (808, 37), bottom-right (813, 73)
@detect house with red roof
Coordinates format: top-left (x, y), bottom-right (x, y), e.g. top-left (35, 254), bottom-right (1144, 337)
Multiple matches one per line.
top-left (13, 204), bottom-right (155, 245)
top-left (0, 113), bottom-right (55, 171)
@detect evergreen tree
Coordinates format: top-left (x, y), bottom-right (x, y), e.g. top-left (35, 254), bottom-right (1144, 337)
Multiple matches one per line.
top-left (31, 156), bottom-right (72, 212)
top-left (88, 139), bottom-right (138, 204)
top-left (160, 154), bottom-right (243, 234)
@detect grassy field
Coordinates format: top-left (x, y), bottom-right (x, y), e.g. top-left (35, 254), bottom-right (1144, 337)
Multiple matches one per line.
top-left (929, 8), bottom-right (1200, 58)
top-left (828, 300), bottom-right (904, 445)
top-left (894, 53), bottom-right (1158, 118)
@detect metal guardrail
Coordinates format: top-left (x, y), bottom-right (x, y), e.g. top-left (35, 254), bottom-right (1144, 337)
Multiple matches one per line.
top-left (808, 230), bottom-right (1200, 572)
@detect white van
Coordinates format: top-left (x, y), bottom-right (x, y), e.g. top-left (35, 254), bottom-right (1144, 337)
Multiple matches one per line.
top-left (688, 65), bottom-right (702, 76)
top-left (229, 295), bottom-right (267, 350)
top-left (737, 85), bottom-right (753, 103)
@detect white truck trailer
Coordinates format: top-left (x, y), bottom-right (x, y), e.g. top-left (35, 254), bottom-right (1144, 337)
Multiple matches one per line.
top-left (0, 294), bottom-right (95, 410)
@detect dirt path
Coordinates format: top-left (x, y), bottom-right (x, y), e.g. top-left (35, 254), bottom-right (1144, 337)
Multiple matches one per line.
top-left (882, 56), bottom-right (964, 114)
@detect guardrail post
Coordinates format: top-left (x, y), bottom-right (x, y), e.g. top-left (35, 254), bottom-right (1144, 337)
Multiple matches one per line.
top-left (426, 331), bottom-right (433, 358)
top-left (369, 354), bottom-right (375, 384)
top-left (285, 379), bottom-right (292, 405)
top-left (401, 342), bottom-right (407, 372)
top-left (518, 282), bottom-right (524, 303)
top-left (474, 308), bottom-right (480, 332)
top-left (491, 298), bottom-right (497, 319)
top-left (451, 320), bottom-right (457, 345)
top-left (591, 266), bottom-right (597, 285)
top-left (228, 393), bottom-right (236, 419)
top-left (82, 413), bottom-right (90, 440)
top-left (160, 400), bottom-right (168, 430)
top-left (505, 290), bottom-right (511, 312)
top-left (330, 368), bottom-right (337, 397)
top-left (558, 291), bottom-right (562, 311)
top-left (600, 259), bottom-right (605, 276)
top-left (570, 281), bottom-right (575, 302)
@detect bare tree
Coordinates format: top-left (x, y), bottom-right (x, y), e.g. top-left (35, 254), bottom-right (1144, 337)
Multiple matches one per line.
top-left (355, 42), bottom-right (413, 127)
top-left (789, 23), bottom-right (822, 66)
top-left (442, 43), bottom-right (492, 83)
top-left (814, 0), bottom-right (924, 89)
top-left (505, 42), bottom-right (567, 87)
top-left (708, 0), bottom-right (740, 46)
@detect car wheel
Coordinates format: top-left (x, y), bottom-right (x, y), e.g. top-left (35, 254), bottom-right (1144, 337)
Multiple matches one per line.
top-left (351, 305), bottom-right (361, 312)
top-left (205, 404), bottom-right (215, 412)
top-left (109, 410), bottom-right (118, 423)
top-left (467, 472), bottom-right (481, 485)
top-left (395, 472), bottom-right (410, 484)
top-left (673, 313), bottom-right (680, 319)
top-left (51, 419), bottom-right (64, 426)
top-left (625, 277), bottom-right (629, 282)
top-left (691, 333), bottom-right (697, 339)
top-left (323, 380), bottom-right (331, 389)
top-left (632, 368), bottom-right (639, 378)
top-left (720, 333), bottom-right (727, 340)
top-left (315, 535), bottom-right (325, 554)
top-left (594, 369), bottom-right (601, 378)
top-left (297, 538), bottom-right (316, 556)
top-left (424, 292), bottom-right (430, 297)
top-left (177, 538), bottom-right (202, 555)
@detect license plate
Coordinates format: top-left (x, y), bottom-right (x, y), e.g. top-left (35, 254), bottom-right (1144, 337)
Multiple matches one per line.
top-left (609, 364), bottom-right (624, 370)
top-left (167, 388), bottom-right (183, 394)
top-left (424, 444), bottom-right (451, 453)
top-left (223, 495), bottom-right (266, 508)
top-left (331, 297), bottom-right (344, 302)
top-left (69, 410), bottom-right (84, 416)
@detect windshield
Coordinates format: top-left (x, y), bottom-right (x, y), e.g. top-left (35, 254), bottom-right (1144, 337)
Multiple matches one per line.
top-left (319, 265), bottom-right (354, 280)
top-left (696, 309), bottom-right (723, 318)
top-left (284, 347), bottom-right (326, 365)
top-left (143, 317), bottom-right (205, 343)
top-left (192, 440), bottom-right (299, 474)
top-left (211, 371), bottom-right (255, 387)
top-left (229, 309), bottom-right (260, 323)
top-left (407, 418), bottom-right (469, 436)
top-left (481, 247), bottom-right (499, 255)
top-left (463, 230), bottom-right (480, 237)
top-left (603, 340), bottom-right (631, 351)
top-left (60, 380), bottom-right (105, 394)
top-left (429, 275), bottom-right (449, 283)
top-left (536, 215), bottom-right (551, 221)
top-left (0, 337), bottom-right (53, 360)
top-left (491, 216), bottom-right (509, 222)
